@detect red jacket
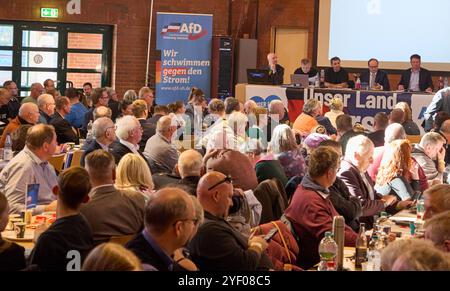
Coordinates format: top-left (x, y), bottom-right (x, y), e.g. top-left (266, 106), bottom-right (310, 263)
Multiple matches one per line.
top-left (285, 184), bottom-right (357, 270)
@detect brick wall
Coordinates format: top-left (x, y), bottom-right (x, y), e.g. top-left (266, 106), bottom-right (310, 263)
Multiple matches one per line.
top-left (0, 0), bottom-right (441, 97)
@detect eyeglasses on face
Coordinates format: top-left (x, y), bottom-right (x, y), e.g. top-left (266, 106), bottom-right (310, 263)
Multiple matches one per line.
top-left (207, 175), bottom-right (233, 191)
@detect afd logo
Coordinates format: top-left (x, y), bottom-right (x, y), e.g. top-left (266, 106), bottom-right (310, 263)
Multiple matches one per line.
top-left (161, 23), bottom-right (208, 40)
top-left (250, 95), bottom-right (282, 108)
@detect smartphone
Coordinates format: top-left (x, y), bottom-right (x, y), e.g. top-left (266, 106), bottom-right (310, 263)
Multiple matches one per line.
top-left (26, 184), bottom-right (40, 209)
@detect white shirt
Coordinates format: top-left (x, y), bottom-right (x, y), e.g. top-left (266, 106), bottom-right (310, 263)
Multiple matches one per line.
top-left (409, 69), bottom-right (420, 92)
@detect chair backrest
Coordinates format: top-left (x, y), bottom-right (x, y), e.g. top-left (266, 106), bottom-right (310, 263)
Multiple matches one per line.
top-left (109, 234), bottom-right (135, 246)
top-left (48, 154), bottom-right (66, 173)
top-left (68, 150), bottom-right (84, 168)
top-left (407, 135), bottom-right (422, 145)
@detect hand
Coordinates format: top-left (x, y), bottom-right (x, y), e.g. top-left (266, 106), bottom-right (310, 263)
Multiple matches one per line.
top-left (381, 195), bottom-right (397, 206)
top-left (44, 200), bottom-right (57, 212)
top-left (202, 149), bottom-right (221, 166)
top-left (398, 85), bottom-right (405, 91)
top-left (426, 87), bottom-right (433, 93)
top-left (396, 199), bottom-right (414, 210)
top-left (248, 236), bottom-right (268, 253)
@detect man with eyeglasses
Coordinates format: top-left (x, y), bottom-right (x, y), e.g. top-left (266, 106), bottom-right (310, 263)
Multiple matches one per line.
top-left (81, 88), bottom-right (109, 136)
top-left (126, 187), bottom-right (197, 271)
top-left (360, 58), bottom-right (391, 91)
top-left (37, 94), bottom-right (56, 125)
top-left (188, 171), bottom-right (273, 271)
top-left (80, 117), bottom-right (116, 167)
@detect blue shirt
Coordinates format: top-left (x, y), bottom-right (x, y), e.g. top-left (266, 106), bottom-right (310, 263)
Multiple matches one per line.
top-left (65, 102), bottom-right (88, 129)
top-left (142, 229), bottom-right (174, 271)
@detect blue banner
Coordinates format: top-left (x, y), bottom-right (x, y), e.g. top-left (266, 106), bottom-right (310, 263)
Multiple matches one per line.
top-left (156, 12), bottom-right (213, 105)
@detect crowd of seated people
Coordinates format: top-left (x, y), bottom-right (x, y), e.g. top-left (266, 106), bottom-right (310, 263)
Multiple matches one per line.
top-left (0, 78), bottom-right (449, 272)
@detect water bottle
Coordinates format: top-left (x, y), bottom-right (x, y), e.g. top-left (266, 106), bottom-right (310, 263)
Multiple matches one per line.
top-left (315, 73), bottom-right (320, 88)
top-left (355, 77), bottom-right (362, 90)
top-left (318, 231), bottom-right (338, 271)
top-left (367, 235), bottom-right (381, 271)
top-left (86, 120), bottom-right (93, 140)
top-left (320, 69), bottom-right (325, 88)
top-left (414, 198), bottom-right (426, 236)
top-left (438, 76), bottom-right (444, 90)
top-left (3, 134), bottom-right (13, 161)
top-left (355, 223), bottom-right (368, 269)
top-left (444, 77), bottom-right (449, 89)
top-left (374, 212), bottom-right (389, 234)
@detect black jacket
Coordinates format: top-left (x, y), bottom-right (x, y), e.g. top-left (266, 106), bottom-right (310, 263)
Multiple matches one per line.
top-left (50, 112), bottom-right (79, 145)
top-left (138, 119), bottom-right (156, 152)
top-left (0, 240), bottom-right (26, 271)
top-left (360, 69), bottom-right (391, 91)
top-left (109, 140), bottom-right (151, 169)
top-left (178, 176), bottom-right (201, 196)
top-left (126, 232), bottom-right (187, 271)
top-left (188, 212), bottom-right (273, 271)
top-left (108, 99), bottom-right (121, 122)
top-left (80, 140), bottom-right (104, 167)
top-left (329, 177), bottom-right (362, 231)
top-left (264, 64), bottom-right (285, 85)
top-left (398, 68), bottom-right (433, 92)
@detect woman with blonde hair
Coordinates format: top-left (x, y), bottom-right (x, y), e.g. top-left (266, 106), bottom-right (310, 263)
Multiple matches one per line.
top-left (394, 102), bottom-right (421, 135)
top-left (115, 153), bottom-right (155, 202)
top-left (82, 243), bottom-right (144, 271)
top-left (324, 97), bottom-right (344, 128)
top-left (375, 139), bottom-right (420, 203)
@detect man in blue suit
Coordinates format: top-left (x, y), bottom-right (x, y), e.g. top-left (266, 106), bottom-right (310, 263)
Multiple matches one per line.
top-left (360, 58), bottom-right (391, 91)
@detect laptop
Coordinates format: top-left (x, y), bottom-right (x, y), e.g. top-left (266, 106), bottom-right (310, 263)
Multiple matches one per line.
top-left (290, 74), bottom-right (309, 88)
top-left (247, 69), bottom-right (272, 85)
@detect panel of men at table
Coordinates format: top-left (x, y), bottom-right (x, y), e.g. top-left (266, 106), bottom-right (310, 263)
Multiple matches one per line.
top-left (263, 54), bottom-right (436, 93)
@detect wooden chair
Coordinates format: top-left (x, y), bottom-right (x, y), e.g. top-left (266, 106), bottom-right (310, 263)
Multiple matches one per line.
top-left (109, 234), bottom-right (135, 246)
top-left (407, 135), bottom-right (422, 145)
top-left (48, 154), bottom-right (66, 173)
top-left (67, 150), bottom-right (84, 168)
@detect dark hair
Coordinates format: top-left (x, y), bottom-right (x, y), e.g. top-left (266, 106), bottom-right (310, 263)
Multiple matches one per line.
top-left (91, 88), bottom-right (107, 106)
top-left (336, 114), bottom-right (353, 132)
top-left (374, 112), bottom-right (389, 129)
top-left (389, 108), bottom-right (405, 124)
top-left (2, 80), bottom-right (14, 88)
top-left (57, 167), bottom-right (92, 209)
top-left (120, 99), bottom-right (133, 113)
top-left (319, 139), bottom-right (341, 150)
top-left (65, 87), bottom-right (79, 100)
top-left (145, 188), bottom-right (190, 235)
top-left (308, 147), bottom-right (339, 178)
top-left (26, 124), bottom-right (55, 150)
top-left (11, 124), bottom-right (33, 153)
top-left (188, 87), bottom-right (205, 104)
top-left (55, 96), bottom-right (70, 111)
top-left (368, 58), bottom-right (379, 65)
top-left (0, 192), bottom-right (7, 215)
top-left (43, 79), bottom-right (54, 88)
top-left (435, 111), bottom-right (450, 130)
top-left (225, 97), bottom-right (240, 115)
top-left (410, 54), bottom-right (421, 61)
top-left (330, 56), bottom-right (341, 64)
top-left (208, 99), bottom-right (225, 113)
top-left (153, 105), bottom-right (169, 115)
top-left (83, 82), bottom-right (93, 88)
top-left (168, 101), bottom-right (184, 113)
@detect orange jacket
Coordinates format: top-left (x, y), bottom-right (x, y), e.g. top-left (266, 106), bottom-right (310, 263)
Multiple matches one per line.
top-left (0, 117), bottom-right (21, 148)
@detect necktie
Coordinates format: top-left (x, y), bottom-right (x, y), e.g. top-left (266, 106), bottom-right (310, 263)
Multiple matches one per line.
top-left (370, 73), bottom-right (375, 89)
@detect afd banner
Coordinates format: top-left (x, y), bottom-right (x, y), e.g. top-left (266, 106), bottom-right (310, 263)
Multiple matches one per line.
top-left (156, 12), bottom-right (213, 104)
top-left (246, 85), bottom-right (433, 134)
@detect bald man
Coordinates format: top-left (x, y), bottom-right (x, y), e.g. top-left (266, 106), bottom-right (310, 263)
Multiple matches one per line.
top-left (265, 53), bottom-right (284, 85)
top-left (187, 171), bottom-right (273, 271)
top-left (126, 187), bottom-right (196, 271)
top-left (177, 150), bottom-right (203, 196)
top-left (0, 103), bottom-right (40, 148)
top-left (22, 83), bottom-right (44, 105)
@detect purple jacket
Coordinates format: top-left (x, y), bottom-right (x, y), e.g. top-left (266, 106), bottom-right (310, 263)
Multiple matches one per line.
top-left (337, 160), bottom-right (385, 229)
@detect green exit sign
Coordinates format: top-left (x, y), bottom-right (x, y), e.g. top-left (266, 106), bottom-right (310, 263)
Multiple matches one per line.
top-left (41, 8), bottom-right (59, 18)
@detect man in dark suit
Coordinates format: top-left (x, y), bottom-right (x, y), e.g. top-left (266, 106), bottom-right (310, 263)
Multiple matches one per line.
top-left (109, 115), bottom-right (151, 169)
top-left (265, 53), bottom-right (284, 85)
top-left (367, 112), bottom-right (389, 147)
top-left (398, 54), bottom-right (433, 93)
top-left (132, 100), bottom-right (156, 152)
top-left (147, 105), bottom-right (168, 125)
top-left (49, 96), bottom-right (79, 145)
top-left (80, 117), bottom-right (116, 167)
top-left (126, 187), bottom-right (195, 271)
top-left (188, 172), bottom-right (273, 271)
top-left (360, 58), bottom-right (391, 91)
top-left (337, 135), bottom-right (397, 229)
top-left (81, 88), bottom-right (110, 135)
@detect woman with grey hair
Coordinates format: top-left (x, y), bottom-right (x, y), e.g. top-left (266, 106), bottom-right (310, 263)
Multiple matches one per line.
top-left (268, 124), bottom-right (306, 179)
